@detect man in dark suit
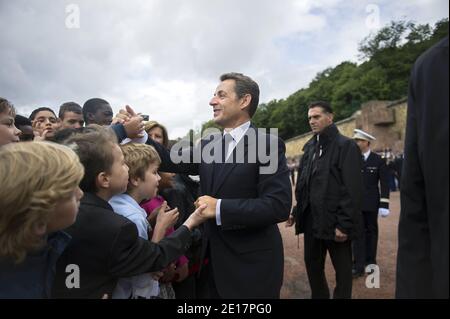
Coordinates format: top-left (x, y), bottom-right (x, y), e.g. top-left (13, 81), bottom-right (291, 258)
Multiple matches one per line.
top-left (146, 73), bottom-right (292, 298)
top-left (286, 101), bottom-right (363, 299)
top-left (351, 129), bottom-right (390, 277)
top-left (396, 36), bottom-right (449, 299)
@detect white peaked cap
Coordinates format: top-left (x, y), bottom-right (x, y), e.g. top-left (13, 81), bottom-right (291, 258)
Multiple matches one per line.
top-left (353, 129), bottom-right (376, 141)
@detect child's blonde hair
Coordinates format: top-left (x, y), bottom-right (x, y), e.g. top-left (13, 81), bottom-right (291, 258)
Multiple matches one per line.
top-left (120, 143), bottom-right (161, 189)
top-left (0, 142), bottom-right (84, 263)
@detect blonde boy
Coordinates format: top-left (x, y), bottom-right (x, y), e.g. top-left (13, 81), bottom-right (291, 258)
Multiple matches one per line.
top-left (0, 142), bottom-right (84, 298)
top-left (110, 143), bottom-right (180, 299)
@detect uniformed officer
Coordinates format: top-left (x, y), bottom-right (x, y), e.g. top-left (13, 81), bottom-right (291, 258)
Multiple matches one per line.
top-left (352, 129), bottom-right (390, 277)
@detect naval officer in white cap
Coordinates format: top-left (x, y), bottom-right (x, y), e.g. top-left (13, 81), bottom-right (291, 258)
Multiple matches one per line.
top-left (352, 129), bottom-right (390, 277)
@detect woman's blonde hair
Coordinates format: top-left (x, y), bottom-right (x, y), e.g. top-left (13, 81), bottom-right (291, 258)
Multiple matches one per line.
top-left (0, 142), bottom-right (84, 263)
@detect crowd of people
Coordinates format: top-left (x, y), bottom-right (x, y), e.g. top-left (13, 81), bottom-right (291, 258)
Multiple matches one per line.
top-left (0, 36), bottom-right (448, 300)
top-left (0, 97), bottom-right (210, 299)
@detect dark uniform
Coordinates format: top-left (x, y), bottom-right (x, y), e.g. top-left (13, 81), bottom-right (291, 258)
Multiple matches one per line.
top-left (293, 123), bottom-right (363, 299)
top-left (353, 150), bottom-right (390, 274)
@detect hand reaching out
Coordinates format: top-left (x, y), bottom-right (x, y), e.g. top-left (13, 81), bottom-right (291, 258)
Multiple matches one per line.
top-left (113, 105), bottom-right (145, 138)
top-left (155, 201), bottom-right (179, 231)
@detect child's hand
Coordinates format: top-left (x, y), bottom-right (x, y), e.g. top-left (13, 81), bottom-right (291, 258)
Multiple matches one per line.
top-left (146, 202), bottom-right (171, 225)
top-left (159, 263), bottom-right (177, 283)
top-left (155, 201), bottom-right (179, 231)
top-left (183, 204), bottom-right (208, 231)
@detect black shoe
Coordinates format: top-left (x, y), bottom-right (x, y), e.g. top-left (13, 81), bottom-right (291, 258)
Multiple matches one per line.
top-left (352, 268), bottom-right (365, 278)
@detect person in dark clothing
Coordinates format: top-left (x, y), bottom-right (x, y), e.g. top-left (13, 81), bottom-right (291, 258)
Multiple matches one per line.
top-left (286, 101), bottom-right (363, 299)
top-left (351, 129), bottom-right (390, 277)
top-left (144, 120), bottom-right (203, 298)
top-left (396, 36), bottom-right (449, 299)
top-left (51, 127), bottom-right (208, 298)
top-left (139, 73), bottom-right (292, 298)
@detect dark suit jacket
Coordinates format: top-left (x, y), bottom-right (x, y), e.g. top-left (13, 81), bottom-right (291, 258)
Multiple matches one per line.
top-left (52, 193), bottom-right (192, 298)
top-left (148, 125), bottom-right (292, 298)
top-left (396, 36), bottom-right (449, 299)
top-left (294, 123), bottom-right (363, 240)
top-left (361, 152), bottom-right (390, 212)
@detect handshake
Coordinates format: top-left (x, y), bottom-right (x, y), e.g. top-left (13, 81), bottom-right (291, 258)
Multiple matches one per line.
top-left (182, 196), bottom-right (219, 231)
top-left (113, 105), bottom-right (147, 140)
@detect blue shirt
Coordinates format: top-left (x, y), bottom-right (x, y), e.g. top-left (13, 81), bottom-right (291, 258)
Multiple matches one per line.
top-left (109, 193), bottom-right (159, 299)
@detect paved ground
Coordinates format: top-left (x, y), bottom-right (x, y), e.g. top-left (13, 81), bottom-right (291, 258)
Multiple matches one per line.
top-left (280, 190), bottom-right (400, 299)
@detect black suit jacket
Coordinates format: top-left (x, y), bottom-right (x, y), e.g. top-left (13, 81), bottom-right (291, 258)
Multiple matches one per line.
top-left (396, 36), bottom-right (449, 299)
top-left (148, 125), bottom-right (292, 298)
top-left (52, 193), bottom-right (192, 298)
top-left (361, 152), bottom-right (390, 212)
top-left (294, 124), bottom-right (363, 240)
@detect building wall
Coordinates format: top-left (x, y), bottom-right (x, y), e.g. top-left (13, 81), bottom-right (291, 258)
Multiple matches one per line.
top-left (285, 100), bottom-right (407, 159)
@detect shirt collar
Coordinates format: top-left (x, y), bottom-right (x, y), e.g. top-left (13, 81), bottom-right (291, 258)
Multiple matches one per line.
top-left (223, 121), bottom-right (251, 145)
top-left (110, 193), bottom-right (147, 218)
top-left (363, 149), bottom-right (371, 161)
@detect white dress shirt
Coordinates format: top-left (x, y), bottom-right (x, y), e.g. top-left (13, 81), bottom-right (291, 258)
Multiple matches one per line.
top-left (216, 121), bottom-right (251, 225)
top-left (363, 149), bottom-right (371, 161)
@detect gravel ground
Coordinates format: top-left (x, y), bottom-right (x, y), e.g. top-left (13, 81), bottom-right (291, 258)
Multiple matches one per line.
top-left (280, 190), bottom-right (400, 299)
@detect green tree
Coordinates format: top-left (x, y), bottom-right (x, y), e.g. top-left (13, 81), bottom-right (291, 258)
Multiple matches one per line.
top-left (183, 18), bottom-right (448, 141)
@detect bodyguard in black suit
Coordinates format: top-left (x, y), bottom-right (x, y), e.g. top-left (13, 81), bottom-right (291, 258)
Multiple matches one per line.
top-left (146, 73), bottom-right (292, 298)
top-left (286, 101), bottom-right (363, 299)
top-left (352, 129), bottom-right (390, 277)
top-left (396, 36), bottom-right (449, 299)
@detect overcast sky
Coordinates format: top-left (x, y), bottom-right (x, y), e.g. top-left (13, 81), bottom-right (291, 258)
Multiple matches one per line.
top-left (1, 0), bottom-right (448, 138)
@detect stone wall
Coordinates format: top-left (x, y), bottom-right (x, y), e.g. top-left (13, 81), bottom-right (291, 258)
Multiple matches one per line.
top-left (285, 99), bottom-right (407, 159)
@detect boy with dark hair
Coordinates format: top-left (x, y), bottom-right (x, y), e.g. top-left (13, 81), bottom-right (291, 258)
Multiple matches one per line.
top-left (82, 98), bottom-right (114, 126)
top-left (58, 102), bottom-right (84, 129)
top-left (52, 127), bottom-right (208, 298)
top-left (82, 99), bottom-right (146, 145)
top-left (29, 107), bottom-right (59, 141)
